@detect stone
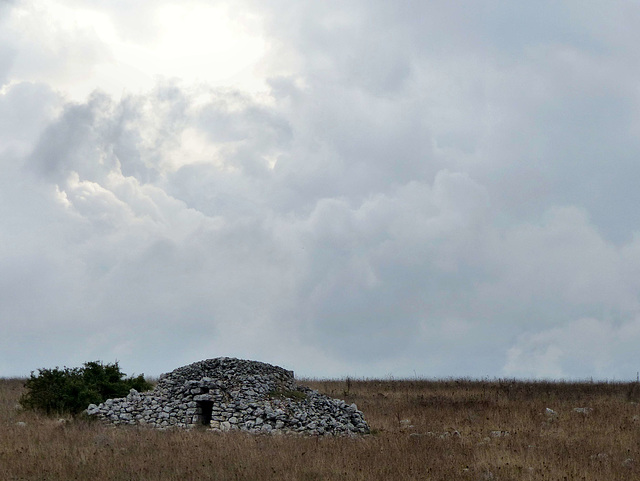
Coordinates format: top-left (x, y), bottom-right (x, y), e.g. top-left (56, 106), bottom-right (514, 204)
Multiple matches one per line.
top-left (127, 389), bottom-right (140, 401)
top-left (573, 407), bottom-right (593, 415)
top-left (193, 394), bottom-right (213, 401)
top-left (86, 357), bottom-right (370, 436)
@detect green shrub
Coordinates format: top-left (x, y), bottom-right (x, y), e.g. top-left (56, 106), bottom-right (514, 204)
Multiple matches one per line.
top-left (19, 361), bottom-right (152, 416)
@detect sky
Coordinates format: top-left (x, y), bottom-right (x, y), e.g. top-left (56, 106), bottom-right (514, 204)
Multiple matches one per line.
top-left (3, 1), bottom-right (640, 380)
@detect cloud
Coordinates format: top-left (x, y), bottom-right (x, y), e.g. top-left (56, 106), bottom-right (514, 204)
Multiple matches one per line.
top-left (2, 79), bottom-right (497, 376)
top-left (504, 317), bottom-right (640, 379)
top-left (4, 0), bottom-right (640, 380)
top-left (289, 173), bottom-right (492, 363)
top-left (248, 0), bottom-right (640, 242)
top-left (0, 82), bottom-right (63, 156)
top-left (0, 3), bottom-right (15, 87)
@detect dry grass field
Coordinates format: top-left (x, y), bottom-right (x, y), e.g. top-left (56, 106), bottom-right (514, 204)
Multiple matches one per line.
top-left (3, 377), bottom-right (640, 480)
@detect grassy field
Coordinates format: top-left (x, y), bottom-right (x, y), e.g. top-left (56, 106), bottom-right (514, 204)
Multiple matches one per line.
top-left (2, 377), bottom-right (640, 480)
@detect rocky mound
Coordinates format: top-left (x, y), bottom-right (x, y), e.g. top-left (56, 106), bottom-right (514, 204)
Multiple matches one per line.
top-left (86, 357), bottom-right (370, 436)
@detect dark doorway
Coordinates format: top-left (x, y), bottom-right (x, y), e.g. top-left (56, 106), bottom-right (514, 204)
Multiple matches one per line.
top-left (197, 400), bottom-right (213, 426)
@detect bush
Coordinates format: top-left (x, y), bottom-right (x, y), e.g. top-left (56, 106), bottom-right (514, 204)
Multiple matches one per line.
top-left (19, 361), bottom-right (153, 415)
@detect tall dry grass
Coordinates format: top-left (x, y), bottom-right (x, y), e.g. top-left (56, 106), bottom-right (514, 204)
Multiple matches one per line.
top-left (2, 377), bottom-right (640, 480)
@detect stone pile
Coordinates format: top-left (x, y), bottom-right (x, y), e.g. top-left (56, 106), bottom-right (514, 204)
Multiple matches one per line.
top-left (86, 357), bottom-right (369, 436)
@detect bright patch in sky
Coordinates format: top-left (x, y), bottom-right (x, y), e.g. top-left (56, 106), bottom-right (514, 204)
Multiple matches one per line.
top-left (106, 5), bottom-right (267, 97)
top-left (5, 1), bottom-right (267, 100)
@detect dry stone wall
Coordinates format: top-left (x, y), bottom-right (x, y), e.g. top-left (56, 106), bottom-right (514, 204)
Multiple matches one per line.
top-left (86, 357), bottom-right (369, 436)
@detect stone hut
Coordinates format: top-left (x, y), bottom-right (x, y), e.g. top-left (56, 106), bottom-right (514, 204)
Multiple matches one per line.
top-left (86, 357), bottom-right (370, 436)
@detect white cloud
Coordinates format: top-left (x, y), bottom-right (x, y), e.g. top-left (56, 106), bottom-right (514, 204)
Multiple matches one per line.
top-left (0, 1), bottom-right (112, 94)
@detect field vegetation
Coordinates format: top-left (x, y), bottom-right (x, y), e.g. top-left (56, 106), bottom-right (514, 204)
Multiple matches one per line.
top-left (2, 376), bottom-right (640, 480)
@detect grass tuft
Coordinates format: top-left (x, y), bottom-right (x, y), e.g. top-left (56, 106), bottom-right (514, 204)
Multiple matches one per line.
top-left (267, 389), bottom-right (308, 401)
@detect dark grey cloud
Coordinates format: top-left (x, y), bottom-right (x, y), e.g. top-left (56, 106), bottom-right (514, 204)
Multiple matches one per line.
top-left (248, 0), bottom-right (640, 242)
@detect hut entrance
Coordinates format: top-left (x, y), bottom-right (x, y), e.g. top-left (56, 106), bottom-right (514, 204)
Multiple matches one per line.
top-left (197, 400), bottom-right (213, 426)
